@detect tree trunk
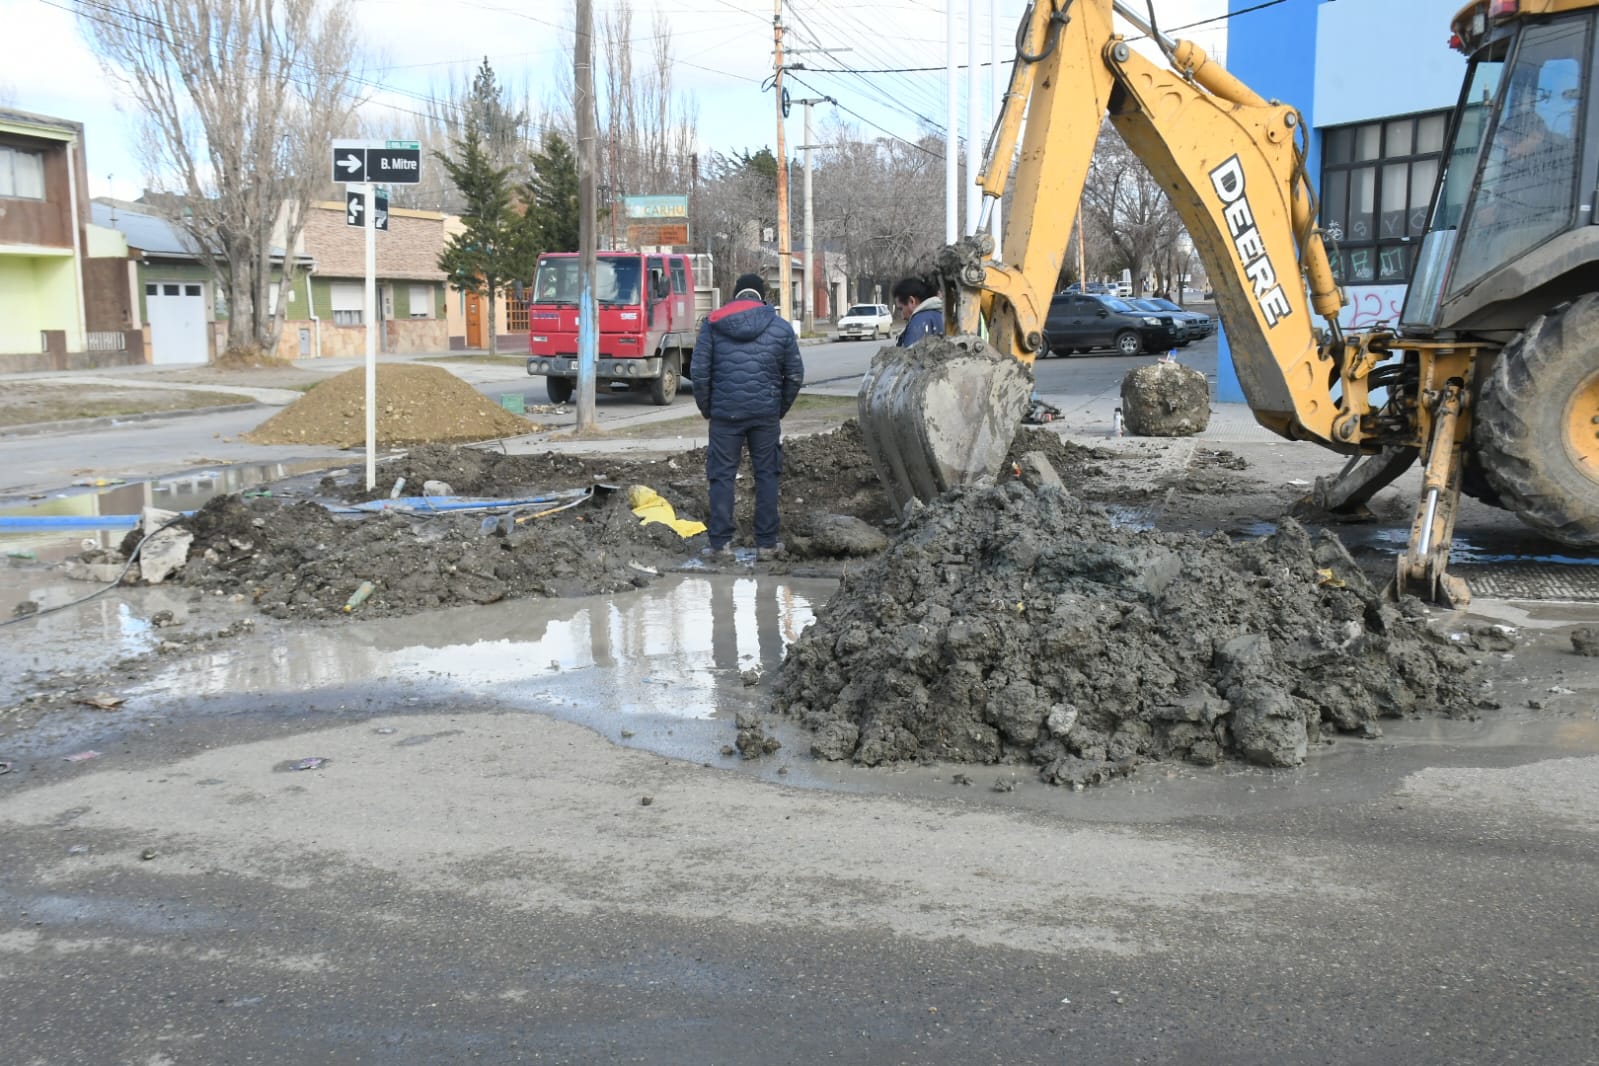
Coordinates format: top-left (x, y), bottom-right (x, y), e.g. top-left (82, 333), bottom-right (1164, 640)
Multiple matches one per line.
top-left (487, 287), bottom-right (498, 354)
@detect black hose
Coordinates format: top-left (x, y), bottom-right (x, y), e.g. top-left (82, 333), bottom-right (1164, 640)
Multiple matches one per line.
top-left (1, 516), bottom-right (187, 628)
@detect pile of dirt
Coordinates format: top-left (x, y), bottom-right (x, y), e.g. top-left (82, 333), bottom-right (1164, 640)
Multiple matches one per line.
top-left (246, 364), bottom-right (535, 447)
top-left (772, 477), bottom-right (1490, 785)
top-left (170, 492), bottom-right (687, 619)
top-left (123, 431), bottom-right (1133, 620)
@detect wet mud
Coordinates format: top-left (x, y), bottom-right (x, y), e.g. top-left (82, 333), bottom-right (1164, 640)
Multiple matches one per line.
top-left (772, 477), bottom-right (1496, 784)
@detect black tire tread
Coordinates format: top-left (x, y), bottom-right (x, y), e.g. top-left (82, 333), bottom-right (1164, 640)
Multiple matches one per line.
top-left (1474, 295), bottom-right (1599, 546)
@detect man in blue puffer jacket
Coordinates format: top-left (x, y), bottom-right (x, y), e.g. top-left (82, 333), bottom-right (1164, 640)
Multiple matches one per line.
top-left (690, 273), bottom-right (805, 560)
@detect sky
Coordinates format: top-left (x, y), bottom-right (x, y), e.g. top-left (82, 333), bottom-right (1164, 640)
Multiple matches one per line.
top-left (0, 0), bottom-right (1228, 202)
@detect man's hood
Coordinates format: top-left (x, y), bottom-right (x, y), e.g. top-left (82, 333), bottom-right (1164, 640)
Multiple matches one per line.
top-left (707, 298), bottom-right (781, 342)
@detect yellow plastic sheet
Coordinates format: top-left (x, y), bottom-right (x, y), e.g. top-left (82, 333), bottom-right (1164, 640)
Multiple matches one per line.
top-left (626, 485), bottom-right (707, 538)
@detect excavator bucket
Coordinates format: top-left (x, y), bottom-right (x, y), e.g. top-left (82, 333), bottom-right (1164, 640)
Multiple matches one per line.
top-left (857, 335), bottom-right (1035, 515)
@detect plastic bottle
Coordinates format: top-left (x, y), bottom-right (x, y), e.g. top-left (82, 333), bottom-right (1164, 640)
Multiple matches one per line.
top-left (343, 581), bottom-right (375, 612)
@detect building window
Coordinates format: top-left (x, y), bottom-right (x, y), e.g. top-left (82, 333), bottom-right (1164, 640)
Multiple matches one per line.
top-left (1320, 109), bottom-right (1450, 284)
top-left (0, 146), bottom-right (45, 199)
top-left (330, 281), bottom-right (363, 326)
top-left (408, 283), bottom-right (434, 319)
top-left (505, 292), bottom-right (528, 332)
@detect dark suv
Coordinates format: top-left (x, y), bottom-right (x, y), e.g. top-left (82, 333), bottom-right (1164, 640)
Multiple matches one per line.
top-left (1042, 292), bottom-right (1179, 356)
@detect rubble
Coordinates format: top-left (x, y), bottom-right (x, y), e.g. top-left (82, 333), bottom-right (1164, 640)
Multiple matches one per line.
top-left (772, 475), bottom-right (1486, 783)
top-left (1120, 360), bottom-right (1210, 436)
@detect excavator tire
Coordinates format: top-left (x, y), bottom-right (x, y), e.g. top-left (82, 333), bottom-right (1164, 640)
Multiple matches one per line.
top-left (857, 335), bottom-right (1035, 516)
top-left (1474, 294), bottom-right (1599, 546)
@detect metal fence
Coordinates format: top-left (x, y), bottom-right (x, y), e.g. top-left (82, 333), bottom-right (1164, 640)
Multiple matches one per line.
top-left (86, 331), bottom-right (129, 352)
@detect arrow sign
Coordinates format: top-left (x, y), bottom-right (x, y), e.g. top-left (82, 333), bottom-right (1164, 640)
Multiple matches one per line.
top-left (374, 189), bottom-right (389, 231)
top-left (331, 146), bottom-right (368, 183)
top-left (346, 190), bottom-right (365, 227)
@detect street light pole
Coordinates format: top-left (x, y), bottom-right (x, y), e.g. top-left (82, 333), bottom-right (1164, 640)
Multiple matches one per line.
top-left (797, 96), bottom-right (832, 336)
top-left (773, 0), bottom-right (792, 321)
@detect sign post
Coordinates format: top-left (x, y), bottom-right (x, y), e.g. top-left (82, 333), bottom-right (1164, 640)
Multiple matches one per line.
top-left (331, 140), bottom-right (421, 488)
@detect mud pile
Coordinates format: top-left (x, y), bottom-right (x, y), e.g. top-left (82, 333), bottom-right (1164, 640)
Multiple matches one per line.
top-left (127, 431), bottom-right (1127, 619)
top-left (773, 479), bottom-right (1486, 784)
top-left (246, 365), bottom-right (534, 447)
top-left (171, 492), bottom-right (685, 619)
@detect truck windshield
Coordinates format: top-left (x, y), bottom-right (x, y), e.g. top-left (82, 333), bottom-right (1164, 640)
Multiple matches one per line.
top-left (531, 257), bottom-right (643, 305)
top-left (1450, 20), bottom-right (1587, 288)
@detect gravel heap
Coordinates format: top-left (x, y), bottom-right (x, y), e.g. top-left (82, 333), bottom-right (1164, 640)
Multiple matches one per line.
top-left (773, 478), bottom-right (1489, 785)
top-left (246, 364), bottom-right (535, 447)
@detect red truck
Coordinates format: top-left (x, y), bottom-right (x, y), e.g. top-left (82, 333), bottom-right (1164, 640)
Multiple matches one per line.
top-left (525, 251), bottom-right (698, 405)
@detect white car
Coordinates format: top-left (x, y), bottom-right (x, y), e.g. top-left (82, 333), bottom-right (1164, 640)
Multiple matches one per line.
top-left (835, 303), bottom-right (894, 341)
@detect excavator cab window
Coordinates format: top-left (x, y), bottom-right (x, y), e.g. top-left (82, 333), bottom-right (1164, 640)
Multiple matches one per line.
top-left (1404, 14), bottom-right (1591, 327)
top-left (1451, 18), bottom-right (1588, 287)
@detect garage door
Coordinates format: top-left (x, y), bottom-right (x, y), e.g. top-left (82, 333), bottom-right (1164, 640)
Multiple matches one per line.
top-left (146, 282), bottom-right (209, 365)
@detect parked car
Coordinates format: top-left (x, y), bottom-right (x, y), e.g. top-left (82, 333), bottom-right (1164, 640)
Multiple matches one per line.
top-left (834, 303), bottom-right (894, 341)
top-left (1041, 292), bottom-right (1180, 356)
top-left (1144, 295), bottom-right (1215, 342)
top-left (1129, 297), bottom-right (1214, 345)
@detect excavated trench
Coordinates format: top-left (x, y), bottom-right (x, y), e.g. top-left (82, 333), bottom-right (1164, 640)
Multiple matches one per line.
top-left (15, 432), bottom-right (1516, 786)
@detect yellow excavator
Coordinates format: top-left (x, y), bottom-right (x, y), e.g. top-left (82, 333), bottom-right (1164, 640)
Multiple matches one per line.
top-left (858, 0), bottom-right (1599, 605)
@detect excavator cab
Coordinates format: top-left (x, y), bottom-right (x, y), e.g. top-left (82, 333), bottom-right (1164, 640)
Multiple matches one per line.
top-left (1398, 0), bottom-right (1599, 556)
top-left (1404, 1), bottom-right (1597, 336)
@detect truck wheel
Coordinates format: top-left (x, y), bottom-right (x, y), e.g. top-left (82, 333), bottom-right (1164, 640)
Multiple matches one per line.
top-left (648, 352), bottom-right (680, 405)
top-left (1114, 330), bottom-right (1142, 356)
top-left (1475, 295), bottom-right (1599, 546)
top-left (546, 376), bottom-right (574, 405)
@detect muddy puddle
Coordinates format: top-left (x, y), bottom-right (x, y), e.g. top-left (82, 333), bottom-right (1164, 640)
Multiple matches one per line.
top-left (0, 457), bottom-right (341, 522)
top-left (5, 565), bottom-right (1598, 819)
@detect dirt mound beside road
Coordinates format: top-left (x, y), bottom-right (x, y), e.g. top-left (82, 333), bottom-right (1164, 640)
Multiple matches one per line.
top-left (773, 478), bottom-right (1488, 784)
top-left (246, 364), bottom-right (535, 447)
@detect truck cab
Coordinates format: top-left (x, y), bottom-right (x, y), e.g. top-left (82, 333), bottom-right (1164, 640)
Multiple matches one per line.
top-left (525, 251), bottom-right (697, 405)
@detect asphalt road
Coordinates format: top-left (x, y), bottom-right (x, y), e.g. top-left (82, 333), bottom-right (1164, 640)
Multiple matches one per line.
top-left (2, 335), bottom-right (1596, 1064)
top-left (3, 674), bottom-right (1596, 1066)
top-left (0, 333), bottom-right (1217, 500)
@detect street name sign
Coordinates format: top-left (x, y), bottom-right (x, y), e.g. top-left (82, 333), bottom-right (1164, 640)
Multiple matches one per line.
top-left (331, 140), bottom-right (422, 185)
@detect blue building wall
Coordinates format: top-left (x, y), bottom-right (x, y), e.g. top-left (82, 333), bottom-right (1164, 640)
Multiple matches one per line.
top-left (1215, 0), bottom-right (1322, 403)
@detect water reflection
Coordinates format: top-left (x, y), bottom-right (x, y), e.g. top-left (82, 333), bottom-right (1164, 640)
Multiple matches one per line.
top-left (136, 575), bottom-right (821, 723)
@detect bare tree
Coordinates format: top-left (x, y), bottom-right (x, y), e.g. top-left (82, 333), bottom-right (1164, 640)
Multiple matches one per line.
top-left (1081, 123), bottom-right (1182, 292)
top-left (384, 58), bottom-right (535, 213)
top-left (77, 0), bottom-right (363, 359)
top-left (812, 118), bottom-right (946, 301)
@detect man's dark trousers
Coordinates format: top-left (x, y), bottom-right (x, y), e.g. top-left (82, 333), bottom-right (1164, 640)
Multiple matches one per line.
top-left (706, 418), bottom-right (782, 549)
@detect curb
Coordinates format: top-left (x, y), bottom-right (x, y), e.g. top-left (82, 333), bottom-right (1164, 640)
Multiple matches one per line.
top-left (0, 402), bottom-right (263, 440)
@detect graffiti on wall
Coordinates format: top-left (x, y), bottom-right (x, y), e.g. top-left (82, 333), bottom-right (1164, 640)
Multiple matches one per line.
top-left (1338, 285), bottom-right (1406, 329)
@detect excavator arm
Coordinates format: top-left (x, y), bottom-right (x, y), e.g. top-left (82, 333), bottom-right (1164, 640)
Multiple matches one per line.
top-left (859, 0), bottom-right (1482, 604)
top-left (966, 0), bottom-right (1350, 446)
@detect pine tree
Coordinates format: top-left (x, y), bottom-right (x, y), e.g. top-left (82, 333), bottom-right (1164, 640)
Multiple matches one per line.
top-left (436, 114), bottom-right (527, 353)
top-left (525, 132), bottom-right (581, 254)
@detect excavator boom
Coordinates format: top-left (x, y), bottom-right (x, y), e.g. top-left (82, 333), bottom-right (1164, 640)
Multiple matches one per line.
top-left (857, 0), bottom-right (1523, 603)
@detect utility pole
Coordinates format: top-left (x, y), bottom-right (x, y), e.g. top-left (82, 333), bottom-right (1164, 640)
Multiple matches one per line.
top-left (797, 96), bottom-right (831, 336)
top-left (945, 2), bottom-right (958, 243)
top-left (1077, 210), bottom-right (1087, 288)
top-left (575, 0), bottom-right (598, 432)
top-left (991, 0), bottom-right (1003, 247)
top-left (965, 0), bottom-right (980, 234)
top-left (773, 0), bottom-right (792, 321)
